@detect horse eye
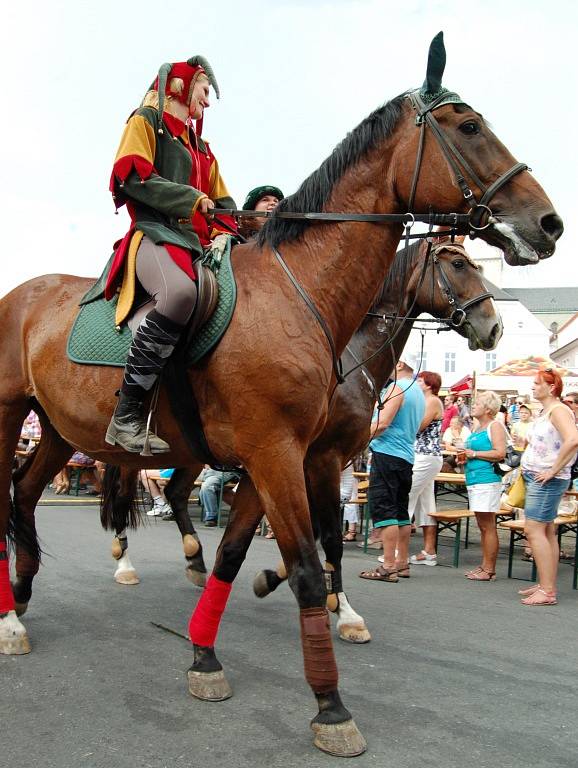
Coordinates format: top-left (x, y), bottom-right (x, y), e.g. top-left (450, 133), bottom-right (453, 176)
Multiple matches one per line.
top-left (459, 121), bottom-right (480, 136)
top-left (452, 260), bottom-right (465, 269)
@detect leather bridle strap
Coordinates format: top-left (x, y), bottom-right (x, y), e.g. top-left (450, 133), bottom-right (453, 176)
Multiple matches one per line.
top-left (273, 246), bottom-right (345, 383)
top-left (407, 91), bottom-right (528, 232)
top-left (432, 251), bottom-right (493, 327)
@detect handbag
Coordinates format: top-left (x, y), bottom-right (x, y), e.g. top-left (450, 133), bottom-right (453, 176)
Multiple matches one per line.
top-left (487, 423), bottom-right (521, 477)
top-left (506, 471), bottom-right (525, 508)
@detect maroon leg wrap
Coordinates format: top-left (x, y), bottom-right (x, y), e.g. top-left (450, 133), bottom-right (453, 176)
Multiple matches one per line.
top-left (300, 607), bottom-right (338, 694)
top-left (188, 574), bottom-right (232, 647)
top-left (0, 541), bottom-right (15, 614)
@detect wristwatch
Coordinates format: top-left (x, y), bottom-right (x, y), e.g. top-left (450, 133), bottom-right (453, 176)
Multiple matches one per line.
top-left (472, 451), bottom-right (477, 458)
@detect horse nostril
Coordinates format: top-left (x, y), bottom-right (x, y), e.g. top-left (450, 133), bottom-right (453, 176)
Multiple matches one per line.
top-left (540, 213), bottom-right (564, 242)
top-left (490, 323), bottom-right (500, 343)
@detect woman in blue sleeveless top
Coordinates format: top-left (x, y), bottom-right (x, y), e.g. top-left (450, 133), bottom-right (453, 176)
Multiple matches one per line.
top-left (463, 391), bottom-right (506, 581)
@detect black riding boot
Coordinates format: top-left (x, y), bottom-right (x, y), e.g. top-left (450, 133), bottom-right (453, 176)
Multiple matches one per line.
top-left (105, 309), bottom-right (185, 454)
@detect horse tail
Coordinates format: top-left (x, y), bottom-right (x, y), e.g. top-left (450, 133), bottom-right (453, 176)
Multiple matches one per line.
top-left (7, 486), bottom-right (41, 563)
top-left (100, 465), bottom-right (142, 531)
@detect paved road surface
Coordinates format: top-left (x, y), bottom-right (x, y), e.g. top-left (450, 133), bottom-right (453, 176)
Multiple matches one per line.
top-left (2, 504), bottom-right (578, 768)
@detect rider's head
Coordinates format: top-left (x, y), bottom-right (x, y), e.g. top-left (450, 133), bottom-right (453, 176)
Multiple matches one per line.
top-left (142, 56), bottom-right (219, 134)
top-left (240, 186), bottom-right (285, 238)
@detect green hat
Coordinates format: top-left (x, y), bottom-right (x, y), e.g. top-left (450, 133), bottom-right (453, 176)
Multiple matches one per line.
top-left (242, 185), bottom-right (284, 211)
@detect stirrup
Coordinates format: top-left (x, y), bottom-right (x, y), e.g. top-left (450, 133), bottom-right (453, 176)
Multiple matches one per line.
top-left (140, 409), bottom-right (155, 457)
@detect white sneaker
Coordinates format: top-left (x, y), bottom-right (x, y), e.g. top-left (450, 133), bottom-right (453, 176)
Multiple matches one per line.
top-left (147, 501), bottom-right (170, 517)
top-left (409, 551), bottom-right (437, 566)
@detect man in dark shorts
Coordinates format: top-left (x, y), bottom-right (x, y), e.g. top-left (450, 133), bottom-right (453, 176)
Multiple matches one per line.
top-left (359, 355), bottom-right (425, 582)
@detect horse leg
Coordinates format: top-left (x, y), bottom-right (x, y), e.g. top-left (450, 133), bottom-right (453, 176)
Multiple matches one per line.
top-left (163, 467), bottom-right (207, 587)
top-left (308, 457), bottom-right (371, 644)
top-left (249, 457), bottom-right (366, 757)
top-left (11, 418), bottom-right (74, 616)
top-left (187, 474), bottom-right (264, 701)
top-left (102, 467), bottom-right (140, 585)
top-left (0, 402), bottom-right (34, 654)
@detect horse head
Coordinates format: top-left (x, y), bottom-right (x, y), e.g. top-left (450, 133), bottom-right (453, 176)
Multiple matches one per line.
top-left (390, 32), bottom-right (563, 266)
top-left (412, 237), bottom-right (503, 352)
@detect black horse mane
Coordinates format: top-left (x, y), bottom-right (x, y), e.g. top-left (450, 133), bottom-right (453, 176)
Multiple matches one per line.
top-left (258, 92), bottom-right (409, 249)
top-left (369, 239), bottom-right (423, 311)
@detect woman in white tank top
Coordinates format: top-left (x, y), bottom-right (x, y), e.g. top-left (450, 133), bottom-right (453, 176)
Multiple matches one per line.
top-left (519, 369), bottom-right (578, 606)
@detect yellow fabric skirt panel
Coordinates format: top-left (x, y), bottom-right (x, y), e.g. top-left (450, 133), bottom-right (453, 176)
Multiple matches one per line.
top-left (115, 230), bottom-right (145, 327)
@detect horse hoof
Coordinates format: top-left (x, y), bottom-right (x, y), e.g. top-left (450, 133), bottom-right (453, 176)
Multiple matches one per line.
top-left (114, 569), bottom-right (140, 586)
top-left (252, 570), bottom-right (271, 598)
top-left (311, 718), bottom-right (367, 757)
top-left (0, 611), bottom-right (32, 655)
top-left (188, 669), bottom-right (232, 701)
top-left (14, 602), bottom-right (28, 618)
top-left (185, 567), bottom-right (206, 588)
top-left (338, 624), bottom-right (371, 644)
top-left (182, 534), bottom-right (200, 558)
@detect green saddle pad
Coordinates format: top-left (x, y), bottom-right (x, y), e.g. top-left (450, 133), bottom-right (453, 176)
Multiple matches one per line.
top-left (67, 241), bottom-right (237, 368)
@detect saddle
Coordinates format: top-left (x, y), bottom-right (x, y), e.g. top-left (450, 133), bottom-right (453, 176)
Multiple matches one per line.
top-left (67, 237), bottom-right (237, 369)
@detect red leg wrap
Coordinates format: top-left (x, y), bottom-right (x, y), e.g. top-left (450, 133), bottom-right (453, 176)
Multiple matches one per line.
top-left (300, 607), bottom-right (338, 694)
top-left (0, 541), bottom-right (15, 614)
top-left (188, 574), bottom-right (232, 647)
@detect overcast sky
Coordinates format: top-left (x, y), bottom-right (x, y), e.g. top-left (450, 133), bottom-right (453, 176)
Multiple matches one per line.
top-left (2, 0), bottom-right (576, 295)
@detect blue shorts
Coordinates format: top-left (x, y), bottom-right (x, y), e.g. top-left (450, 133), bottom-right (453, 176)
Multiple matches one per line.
top-left (159, 468), bottom-right (174, 479)
top-left (523, 472), bottom-right (568, 523)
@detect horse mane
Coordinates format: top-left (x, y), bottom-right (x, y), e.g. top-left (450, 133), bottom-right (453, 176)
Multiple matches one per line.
top-left (258, 92), bottom-right (409, 249)
top-left (369, 239), bottom-right (422, 311)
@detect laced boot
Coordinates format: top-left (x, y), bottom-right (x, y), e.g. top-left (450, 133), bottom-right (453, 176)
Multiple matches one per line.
top-left (105, 309), bottom-right (185, 454)
top-left (105, 391), bottom-right (170, 454)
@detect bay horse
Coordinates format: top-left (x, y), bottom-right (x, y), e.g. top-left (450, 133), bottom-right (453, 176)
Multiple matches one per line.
top-left (96, 235), bottom-right (501, 647)
top-left (0, 34), bottom-right (562, 756)
top-left (251, 236), bottom-right (502, 635)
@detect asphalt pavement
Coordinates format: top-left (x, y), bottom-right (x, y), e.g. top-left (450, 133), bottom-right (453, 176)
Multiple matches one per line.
top-left (2, 501), bottom-right (578, 768)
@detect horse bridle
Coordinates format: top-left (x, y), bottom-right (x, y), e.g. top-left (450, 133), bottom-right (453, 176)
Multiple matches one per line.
top-left (431, 244), bottom-right (493, 327)
top-left (365, 242), bottom-right (492, 331)
top-left (406, 90), bottom-right (528, 234)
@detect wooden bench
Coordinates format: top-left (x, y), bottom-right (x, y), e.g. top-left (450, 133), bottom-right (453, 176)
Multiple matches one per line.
top-left (429, 509), bottom-right (474, 567)
top-left (499, 514), bottom-right (578, 588)
top-left (429, 506), bottom-right (516, 568)
top-left (434, 472), bottom-right (468, 502)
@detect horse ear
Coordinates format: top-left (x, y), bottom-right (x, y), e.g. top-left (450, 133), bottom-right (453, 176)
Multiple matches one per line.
top-left (423, 31), bottom-right (446, 95)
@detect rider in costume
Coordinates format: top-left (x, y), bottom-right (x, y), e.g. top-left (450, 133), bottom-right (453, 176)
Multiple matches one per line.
top-left (105, 56), bottom-right (237, 454)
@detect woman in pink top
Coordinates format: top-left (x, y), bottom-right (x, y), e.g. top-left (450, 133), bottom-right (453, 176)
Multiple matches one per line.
top-left (519, 369), bottom-right (578, 606)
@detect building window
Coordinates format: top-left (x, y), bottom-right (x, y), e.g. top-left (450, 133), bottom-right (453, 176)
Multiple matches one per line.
top-left (485, 353), bottom-right (497, 371)
top-left (444, 352), bottom-right (456, 373)
top-left (417, 351), bottom-right (427, 371)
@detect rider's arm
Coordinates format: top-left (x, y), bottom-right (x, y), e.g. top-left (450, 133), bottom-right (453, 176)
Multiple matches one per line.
top-left (110, 112), bottom-right (208, 219)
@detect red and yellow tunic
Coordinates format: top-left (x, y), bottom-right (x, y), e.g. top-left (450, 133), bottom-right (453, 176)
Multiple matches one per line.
top-left (106, 106), bottom-right (237, 325)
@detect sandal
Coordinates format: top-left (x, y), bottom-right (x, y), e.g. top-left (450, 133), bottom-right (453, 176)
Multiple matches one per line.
top-left (521, 552), bottom-right (534, 562)
top-left (521, 588), bottom-right (557, 606)
top-left (518, 584), bottom-right (540, 596)
top-left (264, 531), bottom-right (276, 539)
top-left (342, 531), bottom-right (357, 542)
top-left (359, 566), bottom-right (398, 583)
top-left (465, 566), bottom-right (496, 581)
top-left (396, 563), bottom-right (410, 579)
